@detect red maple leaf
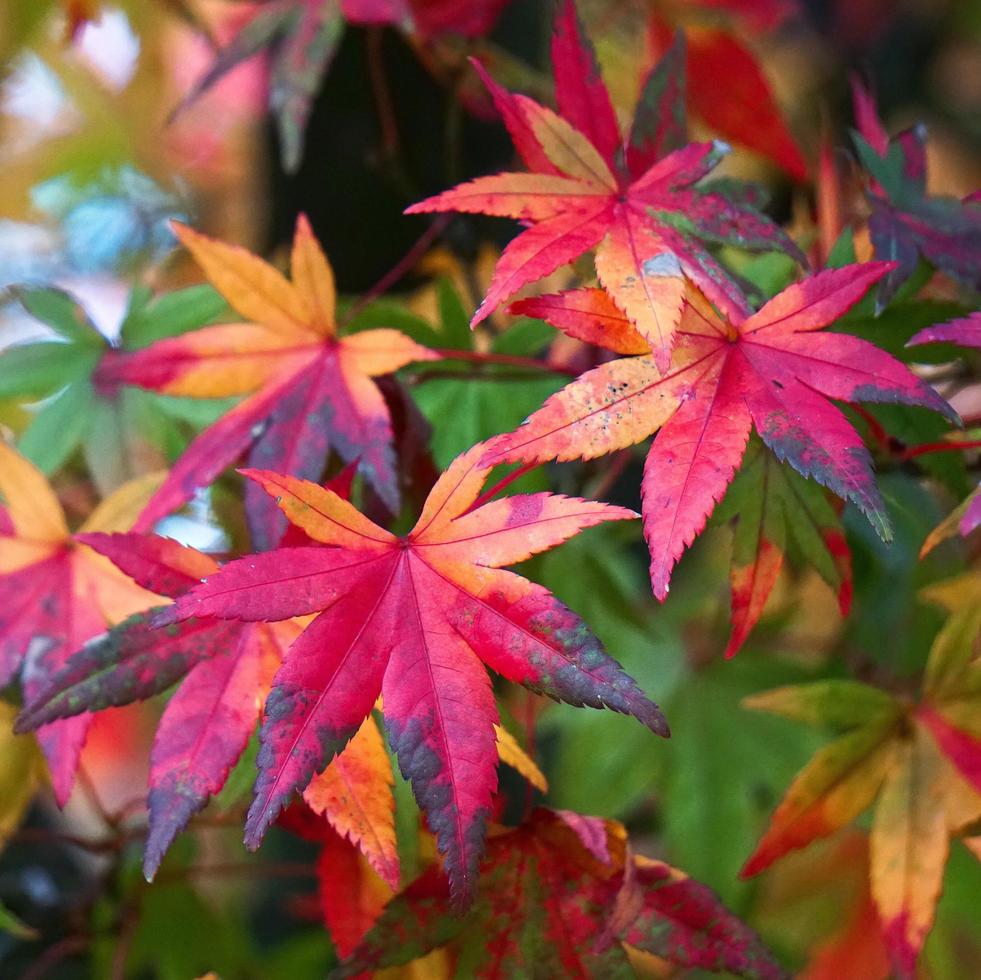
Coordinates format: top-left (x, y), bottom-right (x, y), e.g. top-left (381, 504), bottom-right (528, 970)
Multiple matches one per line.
top-left (99, 216), bottom-right (436, 548)
top-left (646, 0), bottom-right (808, 182)
top-left (406, 0), bottom-right (802, 369)
top-left (0, 444), bottom-right (161, 803)
top-left (332, 807), bottom-right (786, 978)
top-left (492, 263), bottom-right (953, 602)
top-left (15, 530), bottom-right (299, 878)
top-left (850, 77), bottom-right (981, 308)
top-left (177, 0), bottom-right (511, 171)
top-left (149, 442), bottom-right (667, 906)
top-left (908, 312), bottom-right (981, 542)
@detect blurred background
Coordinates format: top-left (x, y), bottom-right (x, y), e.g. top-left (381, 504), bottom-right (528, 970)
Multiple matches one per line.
top-left (1, 0), bottom-right (980, 977)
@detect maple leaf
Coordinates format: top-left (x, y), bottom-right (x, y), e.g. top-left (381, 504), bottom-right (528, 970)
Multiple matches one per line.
top-left (177, 0), bottom-right (511, 172)
top-left (332, 807), bottom-right (787, 978)
top-left (0, 701), bottom-right (45, 851)
top-left (0, 443), bottom-right (163, 804)
top-left (391, 277), bottom-right (567, 466)
top-left (851, 78), bottom-right (981, 309)
top-left (17, 475), bottom-right (547, 884)
top-left (714, 437), bottom-right (851, 657)
top-left (14, 529), bottom-right (303, 878)
top-left (317, 826), bottom-right (396, 959)
top-left (493, 263), bottom-right (952, 603)
top-left (1, 283), bottom-right (227, 492)
top-left (300, 713), bottom-right (400, 888)
top-left (741, 600), bottom-right (981, 977)
top-left (280, 808), bottom-right (451, 974)
top-left (99, 215), bottom-right (436, 549)
top-left (909, 311), bottom-right (981, 543)
top-left (149, 442), bottom-right (666, 907)
top-left (15, 523), bottom-right (400, 884)
top-left (405, 0), bottom-right (802, 368)
top-left (294, 712), bottom-right (544, 899)
top-left (644, 0), bottom-right (808, 181)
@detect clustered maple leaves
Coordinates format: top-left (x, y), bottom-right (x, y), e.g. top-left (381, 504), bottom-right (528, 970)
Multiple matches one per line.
top-left (4, 1), bottom-right (981, 977)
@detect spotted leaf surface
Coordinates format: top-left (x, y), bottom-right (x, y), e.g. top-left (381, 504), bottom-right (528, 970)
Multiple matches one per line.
top-left (491, 264), bottom-right (951, 600)
top-left (332, 808), bottom-right (786, 979)
top-left (154, 443), bottom-right (664, 907)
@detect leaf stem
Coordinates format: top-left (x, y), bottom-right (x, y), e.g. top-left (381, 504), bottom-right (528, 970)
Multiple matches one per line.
top-left (465, 462), bottom-right (540, 513)
top-left (434, 348), bottom-right (577, 375)
top-left (852, 404), bottom-right (890, 452)
top-left (897, 438), bottom-right (981, 460)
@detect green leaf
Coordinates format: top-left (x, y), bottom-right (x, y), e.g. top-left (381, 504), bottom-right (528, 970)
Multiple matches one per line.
top-left (825, 227), bottom-right (857, 269)
top-left (660, 655), bottom-right (823, 905)
top-left (852, 133), bottom-right (907, 200)
top-left (413, 372), bottom-right (562, 467)
top-left (862, 402), bottom-right (970, 499)
top-left (121, 284), bottom-right (229, 348)
top-left (716, 439), bottom-right (850, 611)
top-left (492, 317), bottom-right (553, 357)
top-left (10, 286), bottom-right (105, 347)
top-left (743, 679), bottom-right (901, 731)
top-left (126, 882), bottom-right (254, 980)
top-left (843, 300), bottom-right (968, 360)
top-left (0, 342), bottom-right (97, 399)
top-left (82, 398), bottom-right (130, 496)
top-left (151, 391), bottom-right (240, 433)
top-left (0, 901), bottom-right (38, 941)
top-left (18, 382), bottom-right (95, 473)
top-left (734, 251), bottom-right (799, 302)
top-left (435, 278), bottom-right (472, 350)
top-left (844, 473), bottom-right (956, 677)
top-left (341, 298), bottom-right (438, 344)
top-left (533, 524), bottom-right (687, 816)
top-left (214, 729), bottom-right (260, 811)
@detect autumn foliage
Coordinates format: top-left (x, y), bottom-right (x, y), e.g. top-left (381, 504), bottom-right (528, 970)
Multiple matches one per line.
top-left (1, 0), bottom-right (981, 977)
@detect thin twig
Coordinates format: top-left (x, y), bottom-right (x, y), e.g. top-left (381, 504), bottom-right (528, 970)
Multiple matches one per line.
top-left (367, 27), bottom-right (400, 160)
top-left (18, 935), bottom-right (89, 980)
top-left (587, 449), bottom-right (632, 501)
top-left (109, 906), bottom-right (140, 980)
top-left (343, 215), bottom-right (452, 323)
top-left (157, 861), bottom-right (317, 883)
